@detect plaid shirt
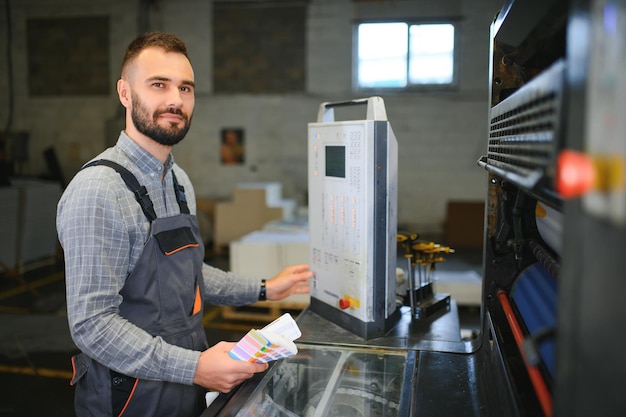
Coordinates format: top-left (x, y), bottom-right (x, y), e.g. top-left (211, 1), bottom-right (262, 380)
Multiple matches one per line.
top-left (57, 132), bottom-right (259, 385)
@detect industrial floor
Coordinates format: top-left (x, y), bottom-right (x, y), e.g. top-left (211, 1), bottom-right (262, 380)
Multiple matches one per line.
top-left (0, 248), bottom-right (482, 417)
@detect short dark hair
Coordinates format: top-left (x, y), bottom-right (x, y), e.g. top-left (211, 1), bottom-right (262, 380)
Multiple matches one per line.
top-left (121, 31), bottom-right (189, 77)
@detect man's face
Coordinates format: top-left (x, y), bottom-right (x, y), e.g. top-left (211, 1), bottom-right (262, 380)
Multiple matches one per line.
top-left (130, 88), bottom-right (191, 146)
top-left (123, 47), bottom-right (195, 146)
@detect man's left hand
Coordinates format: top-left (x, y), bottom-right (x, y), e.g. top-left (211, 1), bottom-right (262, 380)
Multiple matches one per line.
top-left (265, 264), bottom-right (313, 301)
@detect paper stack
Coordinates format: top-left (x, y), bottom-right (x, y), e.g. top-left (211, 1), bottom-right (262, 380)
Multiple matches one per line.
top-left (229, 313), bottom-right (301, 363)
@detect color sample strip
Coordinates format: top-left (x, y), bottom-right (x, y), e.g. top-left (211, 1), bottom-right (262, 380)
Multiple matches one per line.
top-left (229, 330), bottom-right (271, 362)
top-left (229, 314), bottom-right (301, 364)
top-left (229, 331), bottom-right (297, 363)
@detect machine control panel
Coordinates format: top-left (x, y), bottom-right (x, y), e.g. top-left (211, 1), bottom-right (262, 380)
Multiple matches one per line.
top-left (310, 124), bottom-right (369, 318)
top-left (308, 97), bottom-right (399, 338)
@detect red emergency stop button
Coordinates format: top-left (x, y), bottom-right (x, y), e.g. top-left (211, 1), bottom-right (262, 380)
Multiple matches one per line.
top-left (339, 298), bottom-right (351, 310)
top-left (557, 150), bottom-right (595, 199)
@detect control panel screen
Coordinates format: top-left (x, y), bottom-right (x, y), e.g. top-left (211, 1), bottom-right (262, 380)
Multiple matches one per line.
top-left (325, 146), bottom-right (346, 178)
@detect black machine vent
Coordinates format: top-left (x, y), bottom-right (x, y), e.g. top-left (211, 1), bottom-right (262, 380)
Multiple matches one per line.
top-left (489, 91), bottom-right (557, 172)
top-left (482, 60), bottom-right (565, 196)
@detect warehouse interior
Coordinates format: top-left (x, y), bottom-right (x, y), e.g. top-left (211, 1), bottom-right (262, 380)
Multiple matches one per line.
top-left (1, 0), bottom-right (625, 416)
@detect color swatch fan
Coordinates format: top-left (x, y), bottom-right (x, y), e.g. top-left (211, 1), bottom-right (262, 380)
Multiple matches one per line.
top-left (229, 313), bottom-right (301, 363)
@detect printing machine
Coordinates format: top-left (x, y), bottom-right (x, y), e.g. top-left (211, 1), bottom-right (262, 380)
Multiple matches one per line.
top-left (202, 1), bottom-right (626, 415)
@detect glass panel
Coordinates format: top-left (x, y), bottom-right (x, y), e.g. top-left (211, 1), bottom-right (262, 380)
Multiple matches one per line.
top-left (234, 344), bottom-right (408, 417)
top-left (358, 23), bottom-right (408, 88)
top-left (409, 24), bottom-right (455, 84)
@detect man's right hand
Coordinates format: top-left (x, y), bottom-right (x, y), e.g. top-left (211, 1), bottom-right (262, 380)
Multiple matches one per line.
top-left (193, 341), bottom-right (269, 393)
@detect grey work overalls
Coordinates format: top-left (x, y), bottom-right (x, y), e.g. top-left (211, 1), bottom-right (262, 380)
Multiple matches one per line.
top-left (70, 160), bottom-right (208, 417)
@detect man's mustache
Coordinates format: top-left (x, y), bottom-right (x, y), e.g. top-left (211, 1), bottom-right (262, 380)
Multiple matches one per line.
top-left (156, 108), bottom-right (188, 121)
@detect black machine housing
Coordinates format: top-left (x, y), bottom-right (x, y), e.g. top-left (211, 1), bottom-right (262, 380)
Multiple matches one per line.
top-left (479, 1), bottom-right (626, 416)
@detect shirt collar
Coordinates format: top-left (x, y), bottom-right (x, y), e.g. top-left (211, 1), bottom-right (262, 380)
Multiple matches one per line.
top-left (117, 131), bottom-right (175, 177)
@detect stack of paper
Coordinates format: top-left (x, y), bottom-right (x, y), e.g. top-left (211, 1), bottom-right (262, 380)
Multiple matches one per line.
top-left (229, 313), bottom-right (301, 363)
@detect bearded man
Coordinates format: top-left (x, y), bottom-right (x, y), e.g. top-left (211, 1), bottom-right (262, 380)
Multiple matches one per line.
top-left (56, 32), bottom-right (311, 417)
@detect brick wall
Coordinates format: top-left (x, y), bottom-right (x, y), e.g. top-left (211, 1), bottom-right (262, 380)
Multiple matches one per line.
top-left (213, 2), bottom-right (306, 93)
top-left (27, 16), bottom-right (109, 96)
top-left (0, 0), bottom-right (502, 232)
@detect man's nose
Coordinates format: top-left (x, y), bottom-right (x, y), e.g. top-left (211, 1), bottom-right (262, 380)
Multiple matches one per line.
top-left (166, 88), bottom-right (184, 107)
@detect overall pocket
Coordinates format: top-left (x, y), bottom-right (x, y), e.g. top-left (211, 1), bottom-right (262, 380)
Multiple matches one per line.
top-left (110, 370), bottom-right (138, 417)
top-left (70, 353), bottom-right (89, 386)
top-left (153, 227), bottom-right (199, 256)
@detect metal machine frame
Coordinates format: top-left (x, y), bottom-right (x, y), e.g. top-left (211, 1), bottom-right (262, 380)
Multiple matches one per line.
top-left (479, 1), bottom-right (626, 416)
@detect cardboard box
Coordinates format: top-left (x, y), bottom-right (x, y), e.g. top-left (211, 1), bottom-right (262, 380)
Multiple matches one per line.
top-left (229, 229), bottom-right (311, 314)
top-left (214, 187), bottom-right (286, 247)
top-left (445, 201), bottom-right (485, 249)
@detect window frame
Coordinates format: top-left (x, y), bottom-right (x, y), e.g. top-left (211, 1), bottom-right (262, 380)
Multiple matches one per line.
top-left (352, 19), bottom-right (462, 94)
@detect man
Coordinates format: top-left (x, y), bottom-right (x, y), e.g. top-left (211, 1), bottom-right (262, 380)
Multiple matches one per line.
top-left (56, 32), bottom-right (312, 417)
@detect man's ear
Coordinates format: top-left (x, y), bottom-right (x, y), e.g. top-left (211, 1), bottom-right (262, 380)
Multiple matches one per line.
top-left (117, 79), bottom-right (130, 109)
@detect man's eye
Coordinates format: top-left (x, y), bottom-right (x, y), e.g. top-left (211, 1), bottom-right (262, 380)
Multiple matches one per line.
top-left (180, 86), bottom-right (192, 93)
top-left (153, 82), bottom-right (164, 88)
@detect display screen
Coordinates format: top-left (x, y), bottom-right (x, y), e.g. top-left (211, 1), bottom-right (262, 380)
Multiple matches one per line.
top-left (325, 146), bottom-right (346, 178)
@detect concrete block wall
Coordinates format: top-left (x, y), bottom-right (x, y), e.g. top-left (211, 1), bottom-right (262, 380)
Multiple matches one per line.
top-left (0, 0), bottom-right (503, 233)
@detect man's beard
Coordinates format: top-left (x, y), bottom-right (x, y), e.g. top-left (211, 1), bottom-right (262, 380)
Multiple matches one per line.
top-left (130, 91), bottom-right (192, 146)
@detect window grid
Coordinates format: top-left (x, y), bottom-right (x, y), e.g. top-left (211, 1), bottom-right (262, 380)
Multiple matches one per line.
top-left (356, 21), bottom-right (458, 92)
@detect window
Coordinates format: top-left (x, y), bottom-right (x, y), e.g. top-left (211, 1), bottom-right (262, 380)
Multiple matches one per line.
top-left (355, 21), bottom-right (458, 91)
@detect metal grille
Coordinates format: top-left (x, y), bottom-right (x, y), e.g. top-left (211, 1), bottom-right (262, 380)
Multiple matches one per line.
top-left (488, 92), bottom-right (558, 176)
top-left (486, 60), bottom-right (564, 183)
